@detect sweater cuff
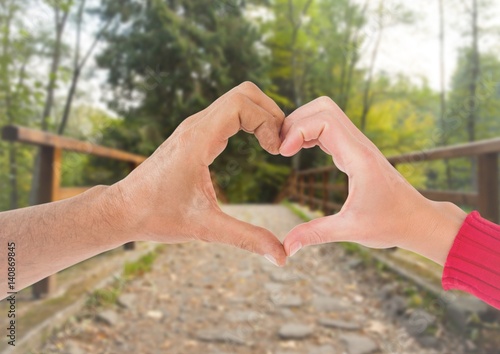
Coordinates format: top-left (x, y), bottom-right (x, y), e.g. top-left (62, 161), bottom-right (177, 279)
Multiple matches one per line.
top-left (442, 211), bottom-right (500, 309)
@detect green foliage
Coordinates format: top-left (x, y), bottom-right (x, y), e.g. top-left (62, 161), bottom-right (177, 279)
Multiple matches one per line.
top-left (97, 0), bottom-right (269, 150)
top-left (86, 285), bottom-right (121, 308)
top-left (0, 0), bottom-right (48, 211)
top-left (123, 251), bottom-right (157, 278)
top-left (282, 199), bottom-right (311, 221)
top-left (95, 0), bottom-right (291, 202)
top-left (447, 49), bottom-right (500, 143)
top-left (60, 106), bottom-right (132, 187)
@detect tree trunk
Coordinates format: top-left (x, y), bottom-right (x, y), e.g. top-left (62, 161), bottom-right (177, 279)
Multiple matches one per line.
top-left (360, 0), bottom-right (384, 132)
top-left (40, 7), bottom-right (68, 131)
top-left (1, 3), bottom-right (18, 209)
top-left (57, 69), bottom-right (80, 135)
top-left (438, 0), bottom-right (453, 189)
top-left (338, 4), bottom-right (354, 111)
top-left (467, 0), bottom-right (479, 143)
top-left (468, 0), bottom-right (480, 189)
top-left (287, 0), bottom-right (313, 170)
top-left (58, 0), bottom-right (86, 135)
top-left (338, 0), bottom-right (367, 112)
top-left (438, 0), bottom-right (446, 139)
top-left (360, 30), bottom-right (383, 131)
top-left (30, 6), bottom-right (69, 206)
top-left (8, 145), bottom-right (18, 209)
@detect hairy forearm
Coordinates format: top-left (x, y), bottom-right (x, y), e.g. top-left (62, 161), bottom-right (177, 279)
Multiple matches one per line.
top-left (0, 185), bottom-right (130, 297)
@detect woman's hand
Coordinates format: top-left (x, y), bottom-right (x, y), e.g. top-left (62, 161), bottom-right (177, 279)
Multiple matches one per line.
top-left (279, 97), bottom-right (466, 265)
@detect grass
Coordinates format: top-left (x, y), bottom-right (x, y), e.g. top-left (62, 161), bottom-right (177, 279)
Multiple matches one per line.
top-left (87, 246), bottom-right (165, 309)
top-left (282, 199), bottom-right (373, 262)
top-left (85, 278), bottom-right (124, 309)
top-left (123, 251), bottom-right (158, 278)
top-left (9, 243), bottom-right (167, 350)
top-left (282, 199), bottom-right (313, 222)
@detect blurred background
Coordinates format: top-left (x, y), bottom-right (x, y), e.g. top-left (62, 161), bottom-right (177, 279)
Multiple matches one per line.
top-left (1, 0), bottom-right (500, 353)
top-left (1, 0), bottom-right (499, 209)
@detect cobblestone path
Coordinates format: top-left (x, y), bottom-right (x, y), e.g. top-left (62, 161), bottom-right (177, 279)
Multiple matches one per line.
top-left (38, 205), bottom-right (470, 354)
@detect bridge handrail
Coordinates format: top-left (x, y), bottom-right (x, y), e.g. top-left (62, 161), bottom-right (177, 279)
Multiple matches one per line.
top-left (2, 125), bottom-right (146, 164)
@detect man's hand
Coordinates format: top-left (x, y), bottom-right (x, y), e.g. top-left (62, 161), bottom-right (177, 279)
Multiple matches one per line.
top-left (114, 82), bottom-right (287, 266)
top-left (279, 97), bottom-right (466, 265)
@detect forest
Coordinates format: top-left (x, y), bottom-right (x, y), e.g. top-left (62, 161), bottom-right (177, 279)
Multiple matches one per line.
top-left (0, 0), bottom-right (499, 210)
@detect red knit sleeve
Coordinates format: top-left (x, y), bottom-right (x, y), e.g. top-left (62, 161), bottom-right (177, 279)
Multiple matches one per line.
top-left (442, 211), bottom-right (500, 309)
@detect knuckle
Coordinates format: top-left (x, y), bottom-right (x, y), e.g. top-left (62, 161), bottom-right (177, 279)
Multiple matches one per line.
top-left (316, 96), bottom-right (336, 110)
top-left (273, 108), bottom-right (286, 122)
top-left (236, 236), bottom-right (254, 253)
top-left (230, 92), bottom-right (247, 107)
top-left (238, 81), bottom-right (258, 93)
top-left (261, 138), bottom-right (278, 153)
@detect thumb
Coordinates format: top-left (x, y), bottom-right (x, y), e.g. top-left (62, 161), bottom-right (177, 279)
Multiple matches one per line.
top-left (202, 209), bottom-right (287, 266)
top-left (283, 213), bottom-right (354, 257)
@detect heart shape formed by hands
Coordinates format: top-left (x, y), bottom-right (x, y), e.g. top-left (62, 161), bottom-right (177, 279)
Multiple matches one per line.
top-left (117, 83), bottom-right (464, 268)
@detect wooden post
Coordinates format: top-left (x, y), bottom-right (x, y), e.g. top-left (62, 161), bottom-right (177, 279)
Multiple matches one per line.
top-left (299, 174), bottom-right (304, 205)
top-left (322, 170), bottom-right (329, 215)
top-left (343, 172), bottom-right (349, 204)
top-left (478, 153), bottom-right (499, 223)
top-left (32, 147), bottom-right (61, 299)
top-left (308, 174), bottom-right (315, 209)
top-left (292, 171), bottom-right (297, 201)
top-left (124, 162), bottom-right (138, 250)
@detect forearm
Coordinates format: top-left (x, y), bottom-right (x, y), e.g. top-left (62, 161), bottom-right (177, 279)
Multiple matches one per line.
top-left (0, 185), bottom-right (131, 297)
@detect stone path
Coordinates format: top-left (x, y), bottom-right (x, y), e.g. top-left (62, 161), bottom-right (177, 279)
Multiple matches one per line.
top-left (37, 205), bottom-right (471, 354)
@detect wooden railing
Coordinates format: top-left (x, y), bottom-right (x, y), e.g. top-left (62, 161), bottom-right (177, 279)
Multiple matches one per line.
top-left (279, 137), bottom-right (500, 224)
top-left (2, 125), bottom-right (147, 298)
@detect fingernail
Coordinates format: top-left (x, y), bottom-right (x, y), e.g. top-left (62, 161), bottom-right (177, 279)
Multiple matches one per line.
top-left (279, 136), bottom-right (290, 155)
top-left (264, 254), bottom-right (279, 267)
top-left (289, 242), bottom-right (302, 257)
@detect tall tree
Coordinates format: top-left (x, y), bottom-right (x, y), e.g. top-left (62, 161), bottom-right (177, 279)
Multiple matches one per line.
top-left (0, 0), bottom-right (44, 210)
top-left (40, 0), bottom-right (71, 131)
top-left (358, 0), bottom-right (414, 132)
top-left (307, 0), bottom-right (367, 113)
top-left (265, 0), bottom-right (316, 112)
top-left (466, 0), bottom-right (480, 142)
top-left (57, 0), bottom-right (113, 135)
top-left (96, 0), bottom-right (286, 202)
top-left (359, 0), bottom-right (384, 132)
top-left (265, 0), bottom-right (316, 170)
top-left (438, 0), bottom-right (453, 188)
top-left (335, 0), bottom-right (368, 112)
top-left (438, 0), bottom-right (447, 139)
top-left (98, 0), bottom-right (268, 147)
top-left (29, 0), bottom-right (72, 206)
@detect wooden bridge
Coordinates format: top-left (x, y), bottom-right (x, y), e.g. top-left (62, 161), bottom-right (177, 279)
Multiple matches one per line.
top-left (2, 125), bottom-right (500, 300)
top-left (2, 126), bottom-right (500, 353)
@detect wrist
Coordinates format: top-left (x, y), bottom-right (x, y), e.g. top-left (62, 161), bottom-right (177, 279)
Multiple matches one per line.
top-left (95, 184), bottom-right (139, 244)
top-left (403, 200), bottom-right (467, 266)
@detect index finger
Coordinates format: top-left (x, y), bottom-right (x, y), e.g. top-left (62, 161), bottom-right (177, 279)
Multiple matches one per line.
top-left (281, 97), bottom-right (380, 154)
top-left (279, 111), bottom-right (368, 174)
top-left (189, 83), bottom-right (285, 163)
top-left (183, 82), bottom-right (285, 132)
